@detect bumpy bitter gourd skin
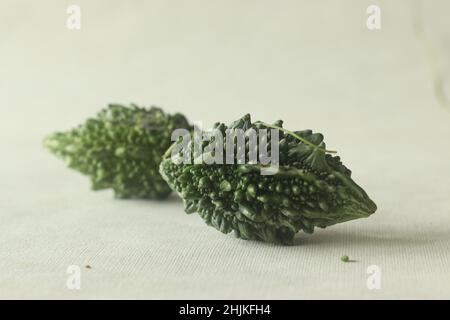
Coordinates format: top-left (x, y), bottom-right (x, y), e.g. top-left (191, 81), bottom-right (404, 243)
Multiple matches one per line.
top-left (160, 114), bottom-right (377, 244)
top-left (44, 104), bottom-right (191, 199)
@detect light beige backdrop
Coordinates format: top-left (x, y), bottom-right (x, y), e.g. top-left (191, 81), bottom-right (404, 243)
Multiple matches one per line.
top-left (1, 0), bottom-right (450, 299)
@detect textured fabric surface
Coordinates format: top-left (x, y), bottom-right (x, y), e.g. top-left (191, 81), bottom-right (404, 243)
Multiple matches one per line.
top-left (1, 0), bottom-right (450, 299)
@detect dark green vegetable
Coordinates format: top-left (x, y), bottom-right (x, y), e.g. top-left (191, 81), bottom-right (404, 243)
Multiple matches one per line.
top-left (341, 255), bottom-right (350, 262)
top-left (160, 114), bottom-right (377, 244)
top-left (44, 104), bottom-right (191, 199)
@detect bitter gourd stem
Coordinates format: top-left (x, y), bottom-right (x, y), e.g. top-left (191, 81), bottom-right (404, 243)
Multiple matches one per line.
top-left (256, 121), bottom-right (337, 154)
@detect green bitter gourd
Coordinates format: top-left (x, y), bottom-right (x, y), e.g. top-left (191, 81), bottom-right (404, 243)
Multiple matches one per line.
top-left (44, 104), bottom-right (191, 199)
top-left (159, 114), bottom-right (377, 244)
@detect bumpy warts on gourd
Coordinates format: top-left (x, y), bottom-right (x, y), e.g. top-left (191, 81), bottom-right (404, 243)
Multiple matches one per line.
top-left (159, 114), bottom-right (377, 244)
top-left (44, 104), bottom-right (191, 199)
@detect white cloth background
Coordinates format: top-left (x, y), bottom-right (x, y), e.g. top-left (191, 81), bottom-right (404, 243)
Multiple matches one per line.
top-left (1, 0), bottom-right (450, 299)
